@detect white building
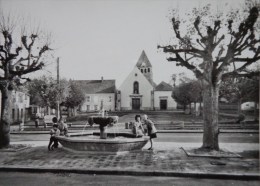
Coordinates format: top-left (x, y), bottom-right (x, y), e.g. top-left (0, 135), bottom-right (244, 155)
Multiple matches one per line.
top-left (154, 81), bottom-right (177, 110)
top-left (118, 50), bottom-right (177, 111)
top-left (73, 78), bottom-right (116, 112)
top-left (11, 91), bottom-right (30, 123)
top-left (0, 90), bottom-right (30, 123)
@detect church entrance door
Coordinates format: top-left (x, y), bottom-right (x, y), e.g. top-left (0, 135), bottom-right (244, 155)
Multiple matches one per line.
top-left (160, 100), bottom-right (167, 110)
top-left (132, 98), bottom-right (140, 110)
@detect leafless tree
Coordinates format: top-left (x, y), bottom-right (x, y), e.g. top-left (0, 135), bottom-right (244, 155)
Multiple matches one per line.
top-left (0, 13), bottom-right (52, 148)
top-left (158, 5), bottom-right (259, 151)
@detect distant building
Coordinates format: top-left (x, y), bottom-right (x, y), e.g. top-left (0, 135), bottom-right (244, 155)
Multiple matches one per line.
top-left (154, 81), bottom-right (177, 110)
top-left (11, 91), bottom-right (30, 123)
top-left (73, 78), bottom-right (116, 112)
top-left (0, 90), bottom-right (30, 123)
top-left (118, 50), bottom-right (177, 110)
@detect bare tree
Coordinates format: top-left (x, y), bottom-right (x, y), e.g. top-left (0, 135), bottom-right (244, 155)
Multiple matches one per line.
top-left (158, 5), bottom-right (259, 151)
top-left (0, 13), bottom-right (52, 148)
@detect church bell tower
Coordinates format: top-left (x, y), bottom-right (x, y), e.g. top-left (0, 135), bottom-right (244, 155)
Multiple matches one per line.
top-left (135, 50), bottom-right (153, 85)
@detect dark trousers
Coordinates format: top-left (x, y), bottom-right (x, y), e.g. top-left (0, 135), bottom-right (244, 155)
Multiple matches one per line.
top-left (35, 119), bottom-right (39, 128)
top-left (48, 136), bottom-right (59, 150)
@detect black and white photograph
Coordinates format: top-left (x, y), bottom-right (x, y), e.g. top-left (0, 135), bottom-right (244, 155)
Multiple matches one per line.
top-left (0, 0), bottom-right (259, 185)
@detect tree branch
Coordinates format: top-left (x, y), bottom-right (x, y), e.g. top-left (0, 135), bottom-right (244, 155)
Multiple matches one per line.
top-left (10, 62), bottom-right (44, 77)
top-left (213, 35), bottom-right (225, 50)
top-left (167, 53), bottom-right (203, 78)
top-left (0, 45), bottom-right (7, 59)
top-left (157, 45), bottom-right (204, 58)
top-left (216, 7), bottom-right (259, 78)
top-left (194, 16), bottom-right (204, 39)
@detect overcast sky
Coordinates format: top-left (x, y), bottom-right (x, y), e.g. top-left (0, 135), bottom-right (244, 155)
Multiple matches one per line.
top-left (1, 0), bottom-right (245, 87)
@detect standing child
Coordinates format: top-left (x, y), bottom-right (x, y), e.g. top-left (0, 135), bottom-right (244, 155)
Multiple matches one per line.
top-left (48, 117), bottom-right (60, 151)
top-left (143, 114), bottom-right (157, 150)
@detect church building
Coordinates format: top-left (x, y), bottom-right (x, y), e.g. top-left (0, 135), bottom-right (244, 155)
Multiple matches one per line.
top-left (118, 50), bottom-right (176, 111)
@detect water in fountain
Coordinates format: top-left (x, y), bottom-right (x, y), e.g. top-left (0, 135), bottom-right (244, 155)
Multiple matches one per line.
top-left (81, 122), bottom-right (89, 135)
top-left (104, 110), bottom-right (117, 138)
top-left (112, 120), bottom-right (120, 138)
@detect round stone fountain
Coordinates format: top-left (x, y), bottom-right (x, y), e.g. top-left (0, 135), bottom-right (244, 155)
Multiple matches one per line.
top-left (56, 110), bottom-right (149, 153)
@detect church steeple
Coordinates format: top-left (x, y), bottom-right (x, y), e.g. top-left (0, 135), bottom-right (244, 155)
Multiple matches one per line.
top-left (136, 50), bottom-right (152, 68)
top-left (136, 50), bottom-right (153, 86)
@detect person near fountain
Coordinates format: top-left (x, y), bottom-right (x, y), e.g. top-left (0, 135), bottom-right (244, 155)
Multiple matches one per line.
top-left (48, 117), bottom-right (60, 151)
top-left (58, 118), bottom-right (69, 137)
top-left (143, 114), bottom-right (157, 150)
top-left (132, 115), bottom-right (144, 137)
top-left (34, 112), bottom-right (40, 128)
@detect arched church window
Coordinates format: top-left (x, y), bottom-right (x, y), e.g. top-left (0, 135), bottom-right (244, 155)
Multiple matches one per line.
top-left (133, 81), bottom-right (139, 94)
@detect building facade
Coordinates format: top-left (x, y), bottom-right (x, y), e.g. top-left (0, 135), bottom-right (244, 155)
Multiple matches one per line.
top-left (118, 50), bottom-right (177, 111)
top-left (154, 81), bottom-right (177, 110)
top-left (11, 91), bottom-right (30, 123)
top-left (0, 90), bottom-right (30, 123)
top-left (73, 79), bottom-right (116, 112)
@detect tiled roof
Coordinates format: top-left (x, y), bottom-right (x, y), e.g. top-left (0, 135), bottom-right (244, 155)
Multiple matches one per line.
top-left (136, 50), bottom-right (152, 68)
top-left (72, 80), bottom-right (116, 94)
top-left (155, 81), bottom-right (173, 91)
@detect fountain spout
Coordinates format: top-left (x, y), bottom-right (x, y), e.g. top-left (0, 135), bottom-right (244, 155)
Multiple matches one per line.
top-left (101, 108), bottom-right (105, 117)
top-left (88, 115), bottom-right (119, 139)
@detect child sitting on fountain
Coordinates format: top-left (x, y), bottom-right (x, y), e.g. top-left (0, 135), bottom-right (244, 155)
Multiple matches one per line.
top-left (48, 117), bottom-right (60, 151)
top-left (58, 118), bottom-right (69, 137)
top-left (132, 115), bottom-right (144, 137)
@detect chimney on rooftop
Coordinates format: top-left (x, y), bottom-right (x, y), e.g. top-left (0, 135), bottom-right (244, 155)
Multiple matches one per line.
top-left (101, 76), bottom-right (103, 82)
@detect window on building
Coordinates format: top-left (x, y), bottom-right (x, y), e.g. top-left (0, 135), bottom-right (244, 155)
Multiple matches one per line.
top-left (33, 107), bottom-right (37, 114)
top-left (94, 105), bottom-right (98, 111)
top-left (133, 81), bottom-right (139, 94)
top-left (17, 109), bottom-right (19, 121)
top-left (144, 69), bottom-right (147, 73)
top-left (12, 109), bottom-right (15, 121)
top-left (109, 96), bottom-right (112, 102)
top-left (148, 68), bottom-right (150, 72)
top-left (87, 105), bottom-right (90, 111)
top-left (21, 109), bottom-right (24, 119)
top-left (141, 69), bottom-right (143, 73)
top-left (86, 96), bottom-right (90, 102)
top-left (19, 93), bottom-right (23, 103)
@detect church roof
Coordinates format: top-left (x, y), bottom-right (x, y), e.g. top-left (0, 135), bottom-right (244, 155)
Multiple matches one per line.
top-left (72, 80), bottom-right (116, 94)
top-left (136, 50), bottom-right (152, 68)
top-left (151, 81), bottom-right (157, 88)
top-left (155, 81), bottom-right (173, 91)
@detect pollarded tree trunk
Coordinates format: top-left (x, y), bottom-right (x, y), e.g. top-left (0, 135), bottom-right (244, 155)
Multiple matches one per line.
top-left (199, 102), bottom-right (202, 116)
top-left (73, 107), bottom-right (77, 116)
top-left (202, 82), bottom-right (220, 150)
top-left (254, 101), bottom-right (258, 121)
top-left (0, 83), bottom-right (12, 148)
top-left (237, 99), bottom-right (242, 115)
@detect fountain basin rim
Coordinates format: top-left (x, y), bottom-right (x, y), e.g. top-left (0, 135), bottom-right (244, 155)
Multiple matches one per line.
top-left (56, 134), bottom-right (149, 144)
top-left (88, 115), bottom-right (118, 118)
